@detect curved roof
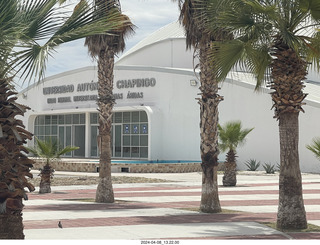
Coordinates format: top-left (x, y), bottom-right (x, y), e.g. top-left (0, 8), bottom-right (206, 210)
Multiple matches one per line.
top-left (116, 21), bottom-right (185, 63)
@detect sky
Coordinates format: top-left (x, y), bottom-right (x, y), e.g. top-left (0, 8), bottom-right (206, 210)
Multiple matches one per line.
top-left (15, 0), bottom-right (180, 91)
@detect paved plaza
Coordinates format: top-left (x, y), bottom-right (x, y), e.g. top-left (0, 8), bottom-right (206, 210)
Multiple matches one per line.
top-left (23, 171), bottom-right (320, 240)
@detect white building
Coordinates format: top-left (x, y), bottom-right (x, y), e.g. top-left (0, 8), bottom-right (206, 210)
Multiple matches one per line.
top-left (17, 21), bottom-right (320, 173)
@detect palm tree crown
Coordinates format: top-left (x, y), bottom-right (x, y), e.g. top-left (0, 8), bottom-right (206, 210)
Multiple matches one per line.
top-left (218, 121), bottom-right (253, 154)
top-left (1, 0), bottom-right (128, 82)
top-left (27, 137), bottom-right (79, 164)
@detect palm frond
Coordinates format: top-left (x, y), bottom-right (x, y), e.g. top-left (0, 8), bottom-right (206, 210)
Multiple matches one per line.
top-left (56, 145), bottom-right (79, 157)
top-left (306, 137), bottom-right (320, 160)
top-left (27, 136), bottom-right (78, 161)
top-left (5, 0), bottom-right (130, 83)
top-left (218, 120), bottom-right (253, 153)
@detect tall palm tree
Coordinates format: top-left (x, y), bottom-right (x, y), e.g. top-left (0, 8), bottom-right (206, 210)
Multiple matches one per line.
top-left (0, 0), bottom-right (127, 239)
top-left (198, 0), bottom-right (320, 229)
top-left (218, 121), bottom-right (253, 186)
top-left (26, 137), bottom-right (79, 194)
top-left (85, 0), bottom-right (134, 203)
top-left (174, 0), bottom-right (231, 213)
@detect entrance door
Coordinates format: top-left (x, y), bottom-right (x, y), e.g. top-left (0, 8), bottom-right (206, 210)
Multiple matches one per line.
top-left (73, 125), bottom-right (85, 157)
top-left (58, 125), bottom-right (85, 157)
top-left (112, 124), bottom-right (122, 158)
top-left (58, 125), bottom-right (73, 157)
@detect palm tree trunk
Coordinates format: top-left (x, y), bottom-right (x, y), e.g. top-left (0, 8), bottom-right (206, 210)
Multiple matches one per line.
top-left (0, 78), bottom-right (35, 239)
top-left (276, 112), bottom-right (307, 229)
top-left (39, 163), bottom-right (52, 194)
top-left (0, 202), bottom-right (24, 239)
top-left (199, 39), bottom-right (222, 213)
top-left (223, 150), bottom-right (237, 187)
top-left (270, 42), bottom-right (307, 229)
top-left (95, 48), bottom-right (115, 203)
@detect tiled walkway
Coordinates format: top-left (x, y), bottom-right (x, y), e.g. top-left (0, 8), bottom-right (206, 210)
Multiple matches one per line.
top-left (23, 172), bottom-right (320, 240)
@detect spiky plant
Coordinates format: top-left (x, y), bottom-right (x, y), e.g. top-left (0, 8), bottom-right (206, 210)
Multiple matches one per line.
top-left (306, 137), bottom-right (320, 161)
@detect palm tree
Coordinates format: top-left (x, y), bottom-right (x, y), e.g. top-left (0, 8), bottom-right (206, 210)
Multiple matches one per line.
top-left (174, 0), bottom-right (231, 213)
top-left (0, 0), bottom-right (127, 239)
top-left (85, 0), bottom-right (134, 203)
top-left (26, 137), bottom-right (79, 194)
top-left (218, 121), bottom-right (253, 186)
top-left (306, 137), bottom-right (320, 161)
top-left (198, 0), bottom-right (320, 229)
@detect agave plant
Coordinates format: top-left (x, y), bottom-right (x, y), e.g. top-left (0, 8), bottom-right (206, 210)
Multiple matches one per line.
top-left (263, 163), bottom-right (276, 174)
top-left (245, 159), bottom-right (261, 171)
top-left (26, 137), bottom-right (79, 193)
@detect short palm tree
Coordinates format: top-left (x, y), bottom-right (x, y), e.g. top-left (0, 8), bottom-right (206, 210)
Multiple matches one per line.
top-left (306, 138), bottom-right (320, 161)
top-left (174, 0), bottom-right (232, 213)
top-left (85, 0), bottom-right (134, 203)
top-left (0, 0), bottom-right (127, 239)
top-left (26, 137), bottom-right (79, 194)
top-left (197, 0), bottom-right (320, 229)
top-left (218, 121), bottom-right (253, 186)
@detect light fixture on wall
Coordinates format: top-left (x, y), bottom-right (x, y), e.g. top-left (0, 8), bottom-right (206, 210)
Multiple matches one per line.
top-left (190, 80), bottom-right (198, 86)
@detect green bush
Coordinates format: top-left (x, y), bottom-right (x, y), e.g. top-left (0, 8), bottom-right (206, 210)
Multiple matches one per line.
top-left (263, 163), bottom-right (275, 174)
top-left (245, 159), bottom-right (260, 171)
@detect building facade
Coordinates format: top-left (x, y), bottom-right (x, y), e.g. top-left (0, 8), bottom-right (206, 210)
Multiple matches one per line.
top-left (17, 21), bottom-right (320, 173)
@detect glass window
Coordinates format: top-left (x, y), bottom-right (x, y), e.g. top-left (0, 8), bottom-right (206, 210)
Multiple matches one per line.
top-left (131, 147), bottom-right (139, 158)
top-left (115, 112), bottom-right (122, 123)
top-left (123, 124), bottom-right (130, 134)
top-left (45, 115), bottom-right (51, 125)
top-left (80, 114), bottom-right (85, 124)
top-left (132, 111), bottom-right (139, 122)
top-left (59, 127), bottom-right (64, 148)
top-left (73, 114), bottom-right (80, 124)
top-left (90, 113), bottom-right (98, 124)
top-left (58, 115), bottom-right (64, 124)
top-left (141, 124), bottom-right (148, 134)
top-left (38, 115), bottom-right (45, 125)
top-left (123, 147), bottom-right (130, 157)
top-left (140, 136), bottom-right (148, 146)
top-left (52, 115), bottom-right (58, 125)
top-left (132, 124), bottom-right (139, 134)
top-left (39, 126), bottom-right (45, 135)
top-left (140, 147), bottom-right (148, 158)
top-left (91, 126), bottom-right (98, 157)
top-left (123, 136), bottom-right (130, 146)
top-left (140, 111), bottom-right (148, 122)
top-left (65, 115), bottom-right (72, 124)
top-left (131, 136), bottom-right (139, 146)
top-left (123, 112), bottom-right (130, 123)
top-left (88, 110), bottom-right (149, 159)
top-left (51, 125), bottom-right (57, 134)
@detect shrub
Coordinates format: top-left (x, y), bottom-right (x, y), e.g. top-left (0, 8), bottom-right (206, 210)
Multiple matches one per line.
top-left (263, 163), bottom-right (275, 174)
top-left (245, 159), bottom-right (261, 171)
